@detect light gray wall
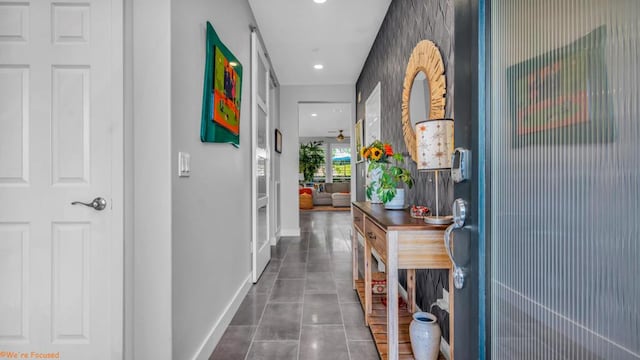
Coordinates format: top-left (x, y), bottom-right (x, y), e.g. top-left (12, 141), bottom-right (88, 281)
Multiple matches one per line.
top-left (126, 2), bottom-right (279, 359)
top-left (170, 0), bottom-right (257, 359)
top-left (131, 0), bottom-right (173, 359)
top-left (280, 85), bottom-right (355, 235)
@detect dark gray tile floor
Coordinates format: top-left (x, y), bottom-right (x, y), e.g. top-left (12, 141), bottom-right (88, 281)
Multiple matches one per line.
top-left (210, 211), bottom-right (379, 360)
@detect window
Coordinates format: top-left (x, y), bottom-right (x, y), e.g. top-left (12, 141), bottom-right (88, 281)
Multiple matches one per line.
top-left (313, 143), bottom-right (327, 182)
top-left (331, 145), bottom-right (351, 182)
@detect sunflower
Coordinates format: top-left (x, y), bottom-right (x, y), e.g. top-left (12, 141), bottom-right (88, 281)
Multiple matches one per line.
top-left (362, 148), bottom-right (371, 159)
top-left (370, 148), bottom-right (383, 161)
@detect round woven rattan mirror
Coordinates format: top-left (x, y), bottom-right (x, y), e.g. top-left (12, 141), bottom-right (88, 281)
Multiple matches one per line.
top-left (401, 40), bottom-right (446, 162)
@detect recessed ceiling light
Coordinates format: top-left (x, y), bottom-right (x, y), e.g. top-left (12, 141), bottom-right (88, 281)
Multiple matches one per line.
top-left (314, 0), bottom-right (327, 3)
top-left (311, 113), bottom-right (318, 117)
top-left (313, 64), bottom-right (324, 70)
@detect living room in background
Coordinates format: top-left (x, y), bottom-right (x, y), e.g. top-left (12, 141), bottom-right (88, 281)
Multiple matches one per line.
top-left (298, 102), bottom-right (352, 185)
top-left (298, 102), bottom-right (353, 209)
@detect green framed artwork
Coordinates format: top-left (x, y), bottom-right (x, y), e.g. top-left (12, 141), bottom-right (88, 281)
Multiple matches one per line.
top-left (201, 21), bottom-right (243, 147)
top-left (507, 26), bottom-right (614, 147)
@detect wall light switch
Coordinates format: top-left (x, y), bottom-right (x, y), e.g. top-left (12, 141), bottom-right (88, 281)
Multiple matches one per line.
top-left (178, 152), bottom-right (190, 177)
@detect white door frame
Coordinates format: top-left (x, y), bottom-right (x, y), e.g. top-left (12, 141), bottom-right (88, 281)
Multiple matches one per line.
top-left (251, 31), bottom-right (271, 283)
top-left (108, 1), bottom-right (124, 357)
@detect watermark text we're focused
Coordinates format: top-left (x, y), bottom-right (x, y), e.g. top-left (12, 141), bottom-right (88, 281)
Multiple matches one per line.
top-left (0, 352), bottom-right (60, 359)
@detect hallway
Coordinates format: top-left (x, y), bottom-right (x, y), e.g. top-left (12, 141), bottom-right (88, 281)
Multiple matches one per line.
top-left (210, 211), bottom-right (379, 360)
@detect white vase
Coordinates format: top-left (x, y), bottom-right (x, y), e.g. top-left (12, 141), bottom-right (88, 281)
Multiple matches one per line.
top-left (370, 189), bottom-right (382, 204)
top-left (367, 166), bottom-right (383, 204)
top-left (384, 188), bottom-right (405, 209)
top-left (409, 312), bottom-right (441, 360)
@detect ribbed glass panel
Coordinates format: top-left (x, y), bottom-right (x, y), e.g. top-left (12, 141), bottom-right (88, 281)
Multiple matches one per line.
top-left (490, 1), bottom-right (639, 359)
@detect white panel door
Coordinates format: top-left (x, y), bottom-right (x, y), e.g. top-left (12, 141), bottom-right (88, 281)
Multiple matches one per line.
top-left (251, 31), bottom-right (271, 283)
top-left (0, 1), bottom-right (122, 359)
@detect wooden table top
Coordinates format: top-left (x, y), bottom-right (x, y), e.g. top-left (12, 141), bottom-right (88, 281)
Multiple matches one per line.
top-left (352, 202), bottom-right (448, 232)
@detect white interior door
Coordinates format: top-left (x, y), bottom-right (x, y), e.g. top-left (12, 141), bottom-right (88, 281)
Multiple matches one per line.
top-left (251, 31), bottom-right (270, 283)
top-left (0, 1), bottom-right (123, 359)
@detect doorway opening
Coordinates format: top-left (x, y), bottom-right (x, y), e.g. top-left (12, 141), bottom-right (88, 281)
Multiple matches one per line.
top-left (298, 102), bottom-right (353, 211)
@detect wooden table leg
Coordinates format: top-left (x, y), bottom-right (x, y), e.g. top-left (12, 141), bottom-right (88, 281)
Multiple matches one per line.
top-left (364, 238), bottom-right (372, 326)
top-left (407, 269), bottom-right (416, 313)
top-left (387, 231), bottom-right (399, 360)
top-left (352, 224), bottom-right (358, 289)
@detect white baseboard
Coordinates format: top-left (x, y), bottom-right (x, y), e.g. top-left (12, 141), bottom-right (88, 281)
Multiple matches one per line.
top-left (279, 228), bottom-right (300, 237)
top-left (191, 274), bottom-right (252, 360)
top-left (270, 230), bottom-right (282, 246)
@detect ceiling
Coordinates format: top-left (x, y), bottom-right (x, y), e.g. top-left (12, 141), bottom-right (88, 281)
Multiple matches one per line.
top-left (248, 0), bottom-right (392, 86)
top-left (298, 103), bottom-right (351, 138)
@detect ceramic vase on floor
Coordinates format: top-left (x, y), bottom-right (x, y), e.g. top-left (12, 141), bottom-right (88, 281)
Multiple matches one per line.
top-left (384, 188), bottom-right (405, 209)
top-left (409, 312), bottom-right (441, 360)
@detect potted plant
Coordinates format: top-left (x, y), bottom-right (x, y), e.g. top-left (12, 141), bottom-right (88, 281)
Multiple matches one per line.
top-left (361, 141), bottom-right (414, 208)
top-left (299, 141), bottom-right (325, 183)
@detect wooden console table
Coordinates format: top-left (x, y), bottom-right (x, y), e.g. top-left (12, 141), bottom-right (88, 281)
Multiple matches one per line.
top-left (351, 202), bottom-right (453, 360)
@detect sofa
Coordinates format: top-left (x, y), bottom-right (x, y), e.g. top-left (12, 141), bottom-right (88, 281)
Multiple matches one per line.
top-left (331, 192), bottom-right (351, 207)
top-left (312, 182), bottom-right (350, 206)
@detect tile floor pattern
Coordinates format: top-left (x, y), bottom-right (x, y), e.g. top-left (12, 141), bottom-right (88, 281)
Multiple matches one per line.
top-left (210, 211), bottom-right (380, 360)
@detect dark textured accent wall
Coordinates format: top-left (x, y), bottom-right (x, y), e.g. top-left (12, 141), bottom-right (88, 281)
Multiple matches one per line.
top-left (355, 0), bottom-right (455, 343)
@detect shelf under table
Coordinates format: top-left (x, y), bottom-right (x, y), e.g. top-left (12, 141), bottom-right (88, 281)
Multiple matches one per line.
top-left (354, 279), bottom-right (446, 360)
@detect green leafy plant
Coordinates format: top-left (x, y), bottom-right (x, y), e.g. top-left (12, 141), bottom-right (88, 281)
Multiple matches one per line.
top-left (362, 141), bottom-right (414, 204)
top-left (299, 141), bottom-right (325, 183)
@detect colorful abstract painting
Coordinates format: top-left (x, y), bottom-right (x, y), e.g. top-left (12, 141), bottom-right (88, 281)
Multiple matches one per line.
top-left (507, 26), bottom-right (614, 147)
top-left (201, 22), bottom-right (243, 146)
top-left (213, 47), bottom-right (240, 135)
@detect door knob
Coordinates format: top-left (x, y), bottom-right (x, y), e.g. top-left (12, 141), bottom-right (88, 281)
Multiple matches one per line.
top-left (71, 197), bottom-right (107, 211)
top-left (444, 198), bottom-right (468, 289)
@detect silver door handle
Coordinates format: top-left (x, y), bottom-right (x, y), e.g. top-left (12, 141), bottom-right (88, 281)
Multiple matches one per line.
top-left (71, 197), bottom-right (107, 211)
top-left (444, 198), bottom-right (468, 289)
